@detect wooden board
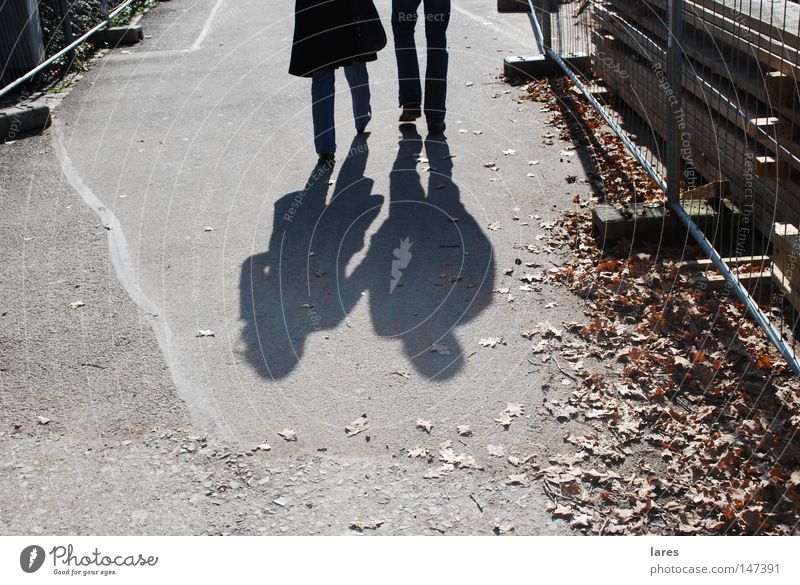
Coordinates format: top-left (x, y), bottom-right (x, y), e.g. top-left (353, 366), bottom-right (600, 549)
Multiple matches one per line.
top-left (592, 44), bottom-right (800, 235)
top-left (773, 222), bottom-right (800, 292)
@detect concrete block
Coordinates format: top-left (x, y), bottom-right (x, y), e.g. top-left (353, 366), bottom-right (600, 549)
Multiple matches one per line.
top-left (91, 24), bottom-right (144, 47)
top-left (592, 200), bottom-right (718, 245)
top-left (504, 55), bottom-right (561, 79)
top-left (497, 0), bottom-right (530, 13)
top-left (0, 104), bottom-right (51, 141)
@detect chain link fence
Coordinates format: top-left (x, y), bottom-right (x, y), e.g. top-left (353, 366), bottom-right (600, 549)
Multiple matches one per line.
top-left (520, 0), bottom-right (800, 374)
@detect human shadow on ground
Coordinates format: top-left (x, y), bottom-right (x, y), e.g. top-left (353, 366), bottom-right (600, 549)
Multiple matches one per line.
top-left (240, 127), bottom-right (495, 380)
top-left (239, 134), bottom-right (383, 380)
top-left (351, 125), bottom-right (495, 378)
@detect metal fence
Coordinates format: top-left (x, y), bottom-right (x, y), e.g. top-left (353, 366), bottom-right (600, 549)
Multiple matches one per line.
top-left (524, 0), bottom-right (800, 374)
top-left (0, 0), bottom-right (138, 100)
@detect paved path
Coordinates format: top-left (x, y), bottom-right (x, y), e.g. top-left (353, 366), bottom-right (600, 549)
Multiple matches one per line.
top-left (0, 0), bottom-right (594, 534)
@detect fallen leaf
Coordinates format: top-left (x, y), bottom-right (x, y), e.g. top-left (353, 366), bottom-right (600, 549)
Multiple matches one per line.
top-left (69, 301), bottom-right (85, 309)
top-left (345, 414), bottom-right (369, 437)
top-left (505, 402), bottom-right (524, 417)
top-left (479, 337), bottom-right (505, 348)
top-left (408, 447), bottom-right (429, 458)
top-left (196, 329), bottom-right (215, 337)
top-left (502, 149), bottom-right (517, 156)
top-left (493, 522), bottom-right (515, 535)
top-left (506, 473), bottom-right (529, 486)
top-left (430, 342), bottom-right (451, 356)
top-left (350, 520), bottom-right (384, 532)
top-left (570, 514), bottom-right (593, 528)
top-left (488, 221), bottom-right (502, 231)
top-left (36, 416), bottom-right (51, 425)
top-left (457, 425), bottom-right (473, 437)
top-left (416, 419), bottom-right (433, 433)
top-left (552, 504), bottom-right (573, 518)
top-left (487, 444), bottom-right (505, 457)
top-left (495, 414), bottom-right (513, 429)
top-left (277, 428), bottom-right (297, 442)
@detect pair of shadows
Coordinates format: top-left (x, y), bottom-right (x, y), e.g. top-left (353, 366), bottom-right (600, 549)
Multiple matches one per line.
top-left (239, 126), bottom-right (496, 381)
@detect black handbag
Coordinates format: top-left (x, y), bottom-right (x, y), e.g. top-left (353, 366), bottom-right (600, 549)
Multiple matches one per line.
top-left (350, 0), bottom-right (387, 55)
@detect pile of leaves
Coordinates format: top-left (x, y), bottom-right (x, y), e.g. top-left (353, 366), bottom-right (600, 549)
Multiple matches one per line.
top-left (515, 76), bottom-right (800, 534)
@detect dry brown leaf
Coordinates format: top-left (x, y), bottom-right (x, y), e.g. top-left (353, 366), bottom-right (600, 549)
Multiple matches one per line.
top-left (493, 522), bottom-right (515, 534)
top-left (350, 520), bottom-right (384, 532)
top-left (277, 428), bottom-right (297, 442)
top-left (486, 444), bottom-right (505, 457)
top-left (345, 415), bottom-right (369, 437)
top-left (430, 342), bottom-right (451, 356)
top-left (505, 473), bottom-right (529, 486)
top-left (416, 419), bottom-right (433, 433)
top-left (505, 402), bottom-right (524, 417)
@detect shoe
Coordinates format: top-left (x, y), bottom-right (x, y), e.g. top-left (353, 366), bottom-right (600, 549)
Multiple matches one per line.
top-left (427, 122), bottom-right (446, 134)
top-left (317, 152), bottom-right (335, 166)
top-left (399, 104), bottom-right (421, 122)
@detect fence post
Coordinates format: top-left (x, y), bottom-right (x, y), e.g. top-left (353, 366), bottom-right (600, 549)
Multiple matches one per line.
top-left (666, 0), bottom-right (684, 204)
top-left (532, 0), bottom-right (553, 54)
top-left (57, 0), bottom-right (75, 67)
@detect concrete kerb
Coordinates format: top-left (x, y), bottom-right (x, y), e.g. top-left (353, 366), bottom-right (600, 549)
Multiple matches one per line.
top-left (497, 0), bottom-right (531, 13)
top-left (0, 104), bottom-right (51, 141)
top-left (90, 24), bottom-right (145, 47)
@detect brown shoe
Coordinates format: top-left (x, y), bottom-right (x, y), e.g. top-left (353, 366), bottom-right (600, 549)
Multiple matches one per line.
top-left (399, 104), bottom-right (421, 122)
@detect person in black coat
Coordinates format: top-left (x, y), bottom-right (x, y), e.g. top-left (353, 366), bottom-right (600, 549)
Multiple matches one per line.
top-left (290, 0), bottom-right (379, 166)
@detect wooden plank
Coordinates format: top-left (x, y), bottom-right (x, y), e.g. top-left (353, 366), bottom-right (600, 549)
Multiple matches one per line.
top-left (773, 222), bottom-right (800, 292)
top-left (691, 268), bottom-right (773, 293)
top-left (681, 180), bottom-right (730, 201)
top-left (595, 3), bottom-right (800, 157)
top-left (595, 42), bottom-right (800, 201)
top-left (643, 0), bottom-right (800, 80)
top-left (676, 254), bottom-right (771, 271)
top-left (592, 47), bottom-right (800, 236)
top-left (772, 262), bottom-right (800, 314)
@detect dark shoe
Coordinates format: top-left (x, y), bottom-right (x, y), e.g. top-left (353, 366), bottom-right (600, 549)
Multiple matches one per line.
top-left (317, 152), bottom-right (335, 166)
top-left (399, 104), bottom-right (421, 122)
top-left (427, 122), bottom-right (446, 134)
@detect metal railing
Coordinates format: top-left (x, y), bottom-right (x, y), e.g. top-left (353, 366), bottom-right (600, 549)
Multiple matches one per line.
top-left (0, 0), bottom-right (138, 101)
top-left (524, 0), bottom-right (800, 374)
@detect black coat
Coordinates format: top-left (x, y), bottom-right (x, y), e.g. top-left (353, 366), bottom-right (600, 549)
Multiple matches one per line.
top-left (289, 0), bottom-right (378, 77)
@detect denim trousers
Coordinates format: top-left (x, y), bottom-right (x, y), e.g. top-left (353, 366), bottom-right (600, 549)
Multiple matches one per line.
top-left (311, 62), bottom-right (371, 154)
top-left (391, 0), bottom-right (450, 124)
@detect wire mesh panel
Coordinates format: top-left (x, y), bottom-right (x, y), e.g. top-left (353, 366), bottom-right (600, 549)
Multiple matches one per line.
top-left (1, 0), bottom-right (137, 99)
top-left (526, 0), bottom-right (800, 373)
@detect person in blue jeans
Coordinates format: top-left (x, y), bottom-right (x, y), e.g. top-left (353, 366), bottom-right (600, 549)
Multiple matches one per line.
top-left (289, 0), bottom-right (379, 166)
top-left (311, 65), bottom-right (371, 163)
top-left (391, 0), bottom-right (450, 134)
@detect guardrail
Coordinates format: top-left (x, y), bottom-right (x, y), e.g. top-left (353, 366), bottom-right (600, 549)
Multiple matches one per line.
top-left (507, 0), bottom-right (800, 374)
top-left (0, 0), bottom-right (141, 101)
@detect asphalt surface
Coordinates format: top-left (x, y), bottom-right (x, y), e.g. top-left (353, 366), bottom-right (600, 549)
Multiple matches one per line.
top-left (0, 0), bottom-right (597, 534)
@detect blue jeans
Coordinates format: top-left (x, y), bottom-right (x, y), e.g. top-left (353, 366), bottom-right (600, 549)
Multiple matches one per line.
top-left (391, 0), bottom-right (450, 124)
top-left (311, 62), bottom-right (371, 154)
